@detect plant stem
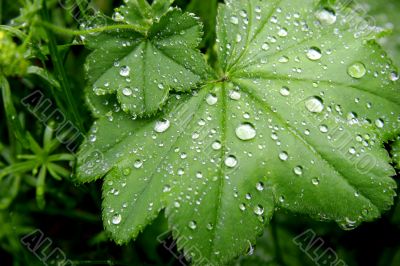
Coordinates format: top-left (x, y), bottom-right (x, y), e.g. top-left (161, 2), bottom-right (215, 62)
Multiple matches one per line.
top-left (0, 74), bottom-right (30, 149)
top-left (39, 20), bottom-right (146, 36)
top-left (40, 1), bottom-right (85, 132)
top-left (271, 216), bottom-right (285, 266)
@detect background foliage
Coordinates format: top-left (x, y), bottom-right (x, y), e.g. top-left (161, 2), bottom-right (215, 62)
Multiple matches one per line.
top-left (0, 0), bottom-right (399, 265)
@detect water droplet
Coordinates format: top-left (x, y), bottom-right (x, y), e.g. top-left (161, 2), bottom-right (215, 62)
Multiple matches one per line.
top-left (315, 8), bottom-right (337, 25)
top-left (235, 123), bottom-right (256, 140)
top-left (278, 28), bottom-right (288, 37)
top-left (230, 16), bottom-right (239, 24)
top-left (212, 141), bottom-right (222, 150)
top-left (389, 71), bottom-right (399, 81)
top-left (261, 43), bottom-right (270, 51)
top-left (229, 90), bottom-right (241, 100)
top-left (256, 182), bottom-right (264, 191)
top-left (112, 12), bottom-right (124, 22)
top-left (306, 47), bottom-right (322, 61)
top-left (123, 168), bottom-right (131, 176)
top-left (253, 205), bottom-right (264, 216)
top-left (188, 220), bottom-right (197, 230)
top-left (122, 88), bottom-right (132, 96)
top-left (294, 166), bottom-right (303, 176)
top-left (112, 214), bottom-right (122, 225)
top-left (158, 83), bottom-right (164, 90)
top-left (279, 151), bottom-right (288, 161)
top-left (163, 185), bottom-right (171, 193)
top-left (375, 118), bottom-right (384, 128)
top-left (239, 203), bottom-right (246, 211)
top-left (134, 159), bottom-right (143, 169)
top-left (279, 196), bottom-right (285, 203)
top-left (154, 119), bottom-right (170, 133)
top-left (119, 66), bottom-right (130, 77)
top-left (236, 34), bottom-right (242, 43)
top-left (280, 86), bottom-right (290, 96)
top-left (225, 155), bottom-right (237, 168)
top-left (347, 62), bottom-right (366, 79)
top-left (305, 96), bottom-right (324, 113)
top-left (312, 178), bottom-right (320, 185)
top-left (319, 125), bottom-right (329, 133)
top-left (206, 93), bottom-right (218, 105)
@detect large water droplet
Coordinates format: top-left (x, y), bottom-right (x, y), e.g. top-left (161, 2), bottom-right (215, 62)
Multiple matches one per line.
top-left (305, 96), bottom-right (324, 113)
top-left (154, 119), bottom-right (170, 133)
top-left (389, 71), bottom-right (399, 81)
top-left (347, 62), bottom-right (366, 79)
top-left (235, 123), bottom-right (256, 140)
top-left (306, 47), bottom-right (322, 61)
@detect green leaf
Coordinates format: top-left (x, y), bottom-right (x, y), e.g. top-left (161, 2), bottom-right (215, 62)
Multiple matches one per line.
top-left (392, 137), bottom-right (400, 169)
top-left (359, 0), bottom-right (400, 67)
top-left (84, 4), bottom-right (210, 116)
top-left (77, 0), bottom-right (400, 264)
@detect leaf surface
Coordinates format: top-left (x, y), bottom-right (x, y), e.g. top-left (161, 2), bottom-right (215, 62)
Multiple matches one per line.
top-left (77, 0), bottom-right (400, 264)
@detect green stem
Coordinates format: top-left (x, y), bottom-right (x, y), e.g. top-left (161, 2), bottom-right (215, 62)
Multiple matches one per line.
top-left (38, 20), bottom-right (146, 36)
top-left (0, 74), bottom-right (30, 149)
top-left (40, 2), bottom-right (85, 132)
top-left (271, 216), bottom-right (285, 266)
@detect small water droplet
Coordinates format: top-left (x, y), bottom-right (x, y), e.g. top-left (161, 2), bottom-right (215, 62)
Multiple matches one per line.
top-left (389, 71), bottom-right (399, 81)
top-left (212, 141), bottom-right (222, 150)
top-left (279, 151), bottom-right (288, 161)
top-left (280, 86), bottom-right (290, 96)
top-left (235, 123), bottom-right (256, 140)
top-left (306, 47), bottom-right (322, 61)
top-left (229, 90), bottom-right (241, 100)
top-left (206, 93), bottom-right (218, 105)
top-left (112, 214), bottom-right (122, 225)
top-left (253, 205), bottom-right (264, 216)
top-left (312, 178), bottom-right (320, 185)
top-left (294, 166), bottom-right (303, 176)
top-left (261, 43), bottom-right (270, 51)
top-left (375, 118), bottom-right (384, 128)
top-left (230, 16), bottom-right (239, 24)
top-left (134, 159), bottom-right (143, 169)
top-left (305, 96), bottom-right (324, 113)
top-left (256, 182), bottom-right (264, 191)
top-left (119, 66), bottom-right (130, 77)
top-left (315, 8), bottom-right (337, 25)
top-left (319, 125), bottom-right (329, 133)
top-left (154, 119), bottom-right (170, 133)
top-left (225, 155), bottom-right (237, 168)
top-left (347, 62), bottom-right (366, 79)
top-left (188, 220), bottom-right (197, 230)
top-left (122, 88), bottom-right (132, 96)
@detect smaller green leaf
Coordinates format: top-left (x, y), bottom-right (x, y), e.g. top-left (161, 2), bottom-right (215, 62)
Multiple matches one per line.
top-left (84, 6), bottom-right (210, 116)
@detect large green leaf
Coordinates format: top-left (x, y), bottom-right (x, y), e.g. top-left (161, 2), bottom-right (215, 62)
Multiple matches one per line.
top-left (84, 1), bottom-right (209, 116)
top-left (77, 0), bottom-right (400, 264)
